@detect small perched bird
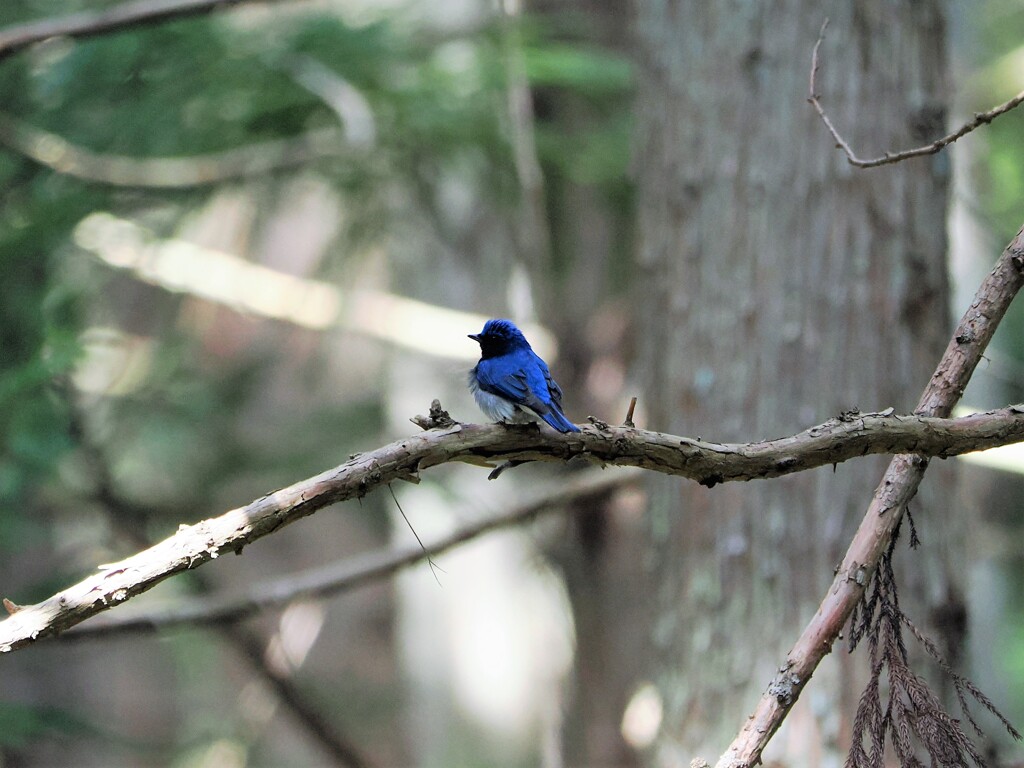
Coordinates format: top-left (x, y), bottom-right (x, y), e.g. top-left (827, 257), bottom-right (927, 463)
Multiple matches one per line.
top-left (468, 318), bottom-right (580, 433)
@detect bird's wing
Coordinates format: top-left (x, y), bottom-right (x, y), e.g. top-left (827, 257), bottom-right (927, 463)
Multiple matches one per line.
top-left (476, 352), bottom-right (579, 433)
top-left (521, 353), bottom-right (567, 407)
top-left (540, 363), bottom-right (564, 406)
top-left (522, 355), bottom-right (579, 432)
top-left (527, 355), bottom-right (581, 432)
top-left (475, 355), bottom-right (553, 416)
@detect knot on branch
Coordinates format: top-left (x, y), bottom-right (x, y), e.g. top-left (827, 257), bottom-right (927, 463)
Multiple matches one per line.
top-left (1010, 245), bottom-right (1024, 273)
top-left (767, 668), bottom-right (801, 706)
top-left (411, 399), bottom-right (456, 430)
top-left (836, 407), bottom-right (894, 423)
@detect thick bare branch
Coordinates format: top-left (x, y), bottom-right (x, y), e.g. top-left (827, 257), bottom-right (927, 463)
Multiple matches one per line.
top-left (4, 403), bottom-right (1024, 653)
top-left (717, 225), bottom-right (1024, 767)
top-left (0, 0), bottom-right (293, 62)
top-left (808, 20), bottom-right (1024, 168)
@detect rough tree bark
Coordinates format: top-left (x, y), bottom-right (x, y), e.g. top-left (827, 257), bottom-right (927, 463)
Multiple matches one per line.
top-left (633, 1), bottom-right (954, 762)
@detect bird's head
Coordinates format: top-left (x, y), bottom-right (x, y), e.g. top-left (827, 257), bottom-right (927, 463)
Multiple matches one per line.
top-left (468, 318), bottom-right (530, 359)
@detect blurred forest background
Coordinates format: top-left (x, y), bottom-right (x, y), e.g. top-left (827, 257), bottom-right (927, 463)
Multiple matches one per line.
top-left (3, 0), bottom-right (1024, 766)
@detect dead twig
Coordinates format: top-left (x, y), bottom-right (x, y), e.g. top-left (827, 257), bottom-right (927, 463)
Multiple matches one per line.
top-left (808, 19), bottom-right (1024, 168)
top-left (623, 396), bottom-right (638, 428)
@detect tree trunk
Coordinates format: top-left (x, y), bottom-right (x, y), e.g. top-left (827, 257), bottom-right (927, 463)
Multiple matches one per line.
top-left (632, 1), bottom-right (955, 761)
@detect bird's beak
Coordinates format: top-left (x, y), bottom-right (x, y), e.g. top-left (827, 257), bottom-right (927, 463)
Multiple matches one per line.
top-left (468, 333), bottom-right (481, 342)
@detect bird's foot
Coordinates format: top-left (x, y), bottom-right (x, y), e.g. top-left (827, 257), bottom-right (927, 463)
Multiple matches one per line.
top-left (488, 459), bottom-right (526, 480)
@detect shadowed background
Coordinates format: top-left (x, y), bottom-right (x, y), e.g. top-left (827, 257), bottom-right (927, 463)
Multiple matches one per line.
top-left (2, 1), bottom-right (1024, 766)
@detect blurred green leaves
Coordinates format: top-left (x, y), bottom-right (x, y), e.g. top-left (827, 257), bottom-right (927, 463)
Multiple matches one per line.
top-left (0, 4), bottom-right (627, 765)
top-left (0, 0), bottom-right (633, 542)
top-left (970, 6), bottom-right (1024, 382)
top-left (0, 701), bottom-right (92, 749)
top-left (523, 43), bottom-right (631, 96)
top-left (0, 169), bottom-right (86, 520)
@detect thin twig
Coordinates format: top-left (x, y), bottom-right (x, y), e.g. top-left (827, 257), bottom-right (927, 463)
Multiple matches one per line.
top-left (808, 19), bottom-right (1024, 168)
top-left (5, 405), bottom-right (1024, 652)
top-left (387, 483), bottom-right (444, 585)
top-left (623, 396), bottom-right (638, 427)
top-left (717, 225), bottom-right (1024, 766)
top-left (222, 623), bottom-right (374, 768)
top-left (65, 471), bottom-right (636, 639)
top-left (269, 55), bottom-right (376, 147)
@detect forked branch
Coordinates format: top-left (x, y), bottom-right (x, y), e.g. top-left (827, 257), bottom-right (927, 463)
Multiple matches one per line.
top-left (808, 19), bottom-right (1024, 168)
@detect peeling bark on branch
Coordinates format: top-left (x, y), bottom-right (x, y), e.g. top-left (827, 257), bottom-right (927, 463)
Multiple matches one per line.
top-left (4, 405), bottom-right (1024, 653)
top-left (64, 470), bottom-right (639, 639)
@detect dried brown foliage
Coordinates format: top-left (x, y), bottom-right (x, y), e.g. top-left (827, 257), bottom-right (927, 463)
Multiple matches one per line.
top-left (846, 517), bottom-right (1021, 767)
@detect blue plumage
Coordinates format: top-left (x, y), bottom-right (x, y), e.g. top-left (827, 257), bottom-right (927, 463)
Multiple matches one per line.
top-left (468, 319), bottom-right (580, 433)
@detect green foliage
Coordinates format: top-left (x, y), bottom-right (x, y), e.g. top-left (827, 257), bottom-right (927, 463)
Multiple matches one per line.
top-left (0, 701), bottom-right (91, 748)
top-left (965, 5), bottom-right (1024, 380)
top-left (535, 110), bottom-right (632, 186)
top-left (0, 4), bottom-right (633, 765)
top-left (985, 117), bottom-right (1024, 234)
top-left (0, 4), bottom-right (636, 517)
top-left (0, 169), bottom-right (86, 523)
top-left (523, 43), bottom-right (631, 96)
top-left (0, 7), bottom-right (513, 515)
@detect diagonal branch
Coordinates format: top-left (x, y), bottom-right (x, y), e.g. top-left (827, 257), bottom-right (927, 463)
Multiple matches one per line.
top-left (808, 19), bottom-right (1024, 168)
top-left (64, 470), bottom-right (639, 639)
top-left (0, 0), bottom-right (295, 63)
top-left (221, 622), bottom-right (372, 768)
top-left (717, 224), bottom-right (1024, 767)
top-left (67, 397), bottom-right (372, 768)
top-left (5, 402), bottom-right (1024, 653)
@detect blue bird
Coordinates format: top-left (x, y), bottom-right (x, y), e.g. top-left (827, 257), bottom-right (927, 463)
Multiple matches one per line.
top-left (468, 319), bottom-right (580, 433)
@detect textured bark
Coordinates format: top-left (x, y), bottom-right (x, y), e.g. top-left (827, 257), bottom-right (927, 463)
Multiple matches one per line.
top-left (719, 227), bottom-right (1024, 765)
top-left (634, 1), bottom-right (953, 761)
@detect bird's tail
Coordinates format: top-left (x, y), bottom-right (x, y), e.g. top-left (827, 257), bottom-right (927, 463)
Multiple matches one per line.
top-left (542, 409), bottom-right (580, 433)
